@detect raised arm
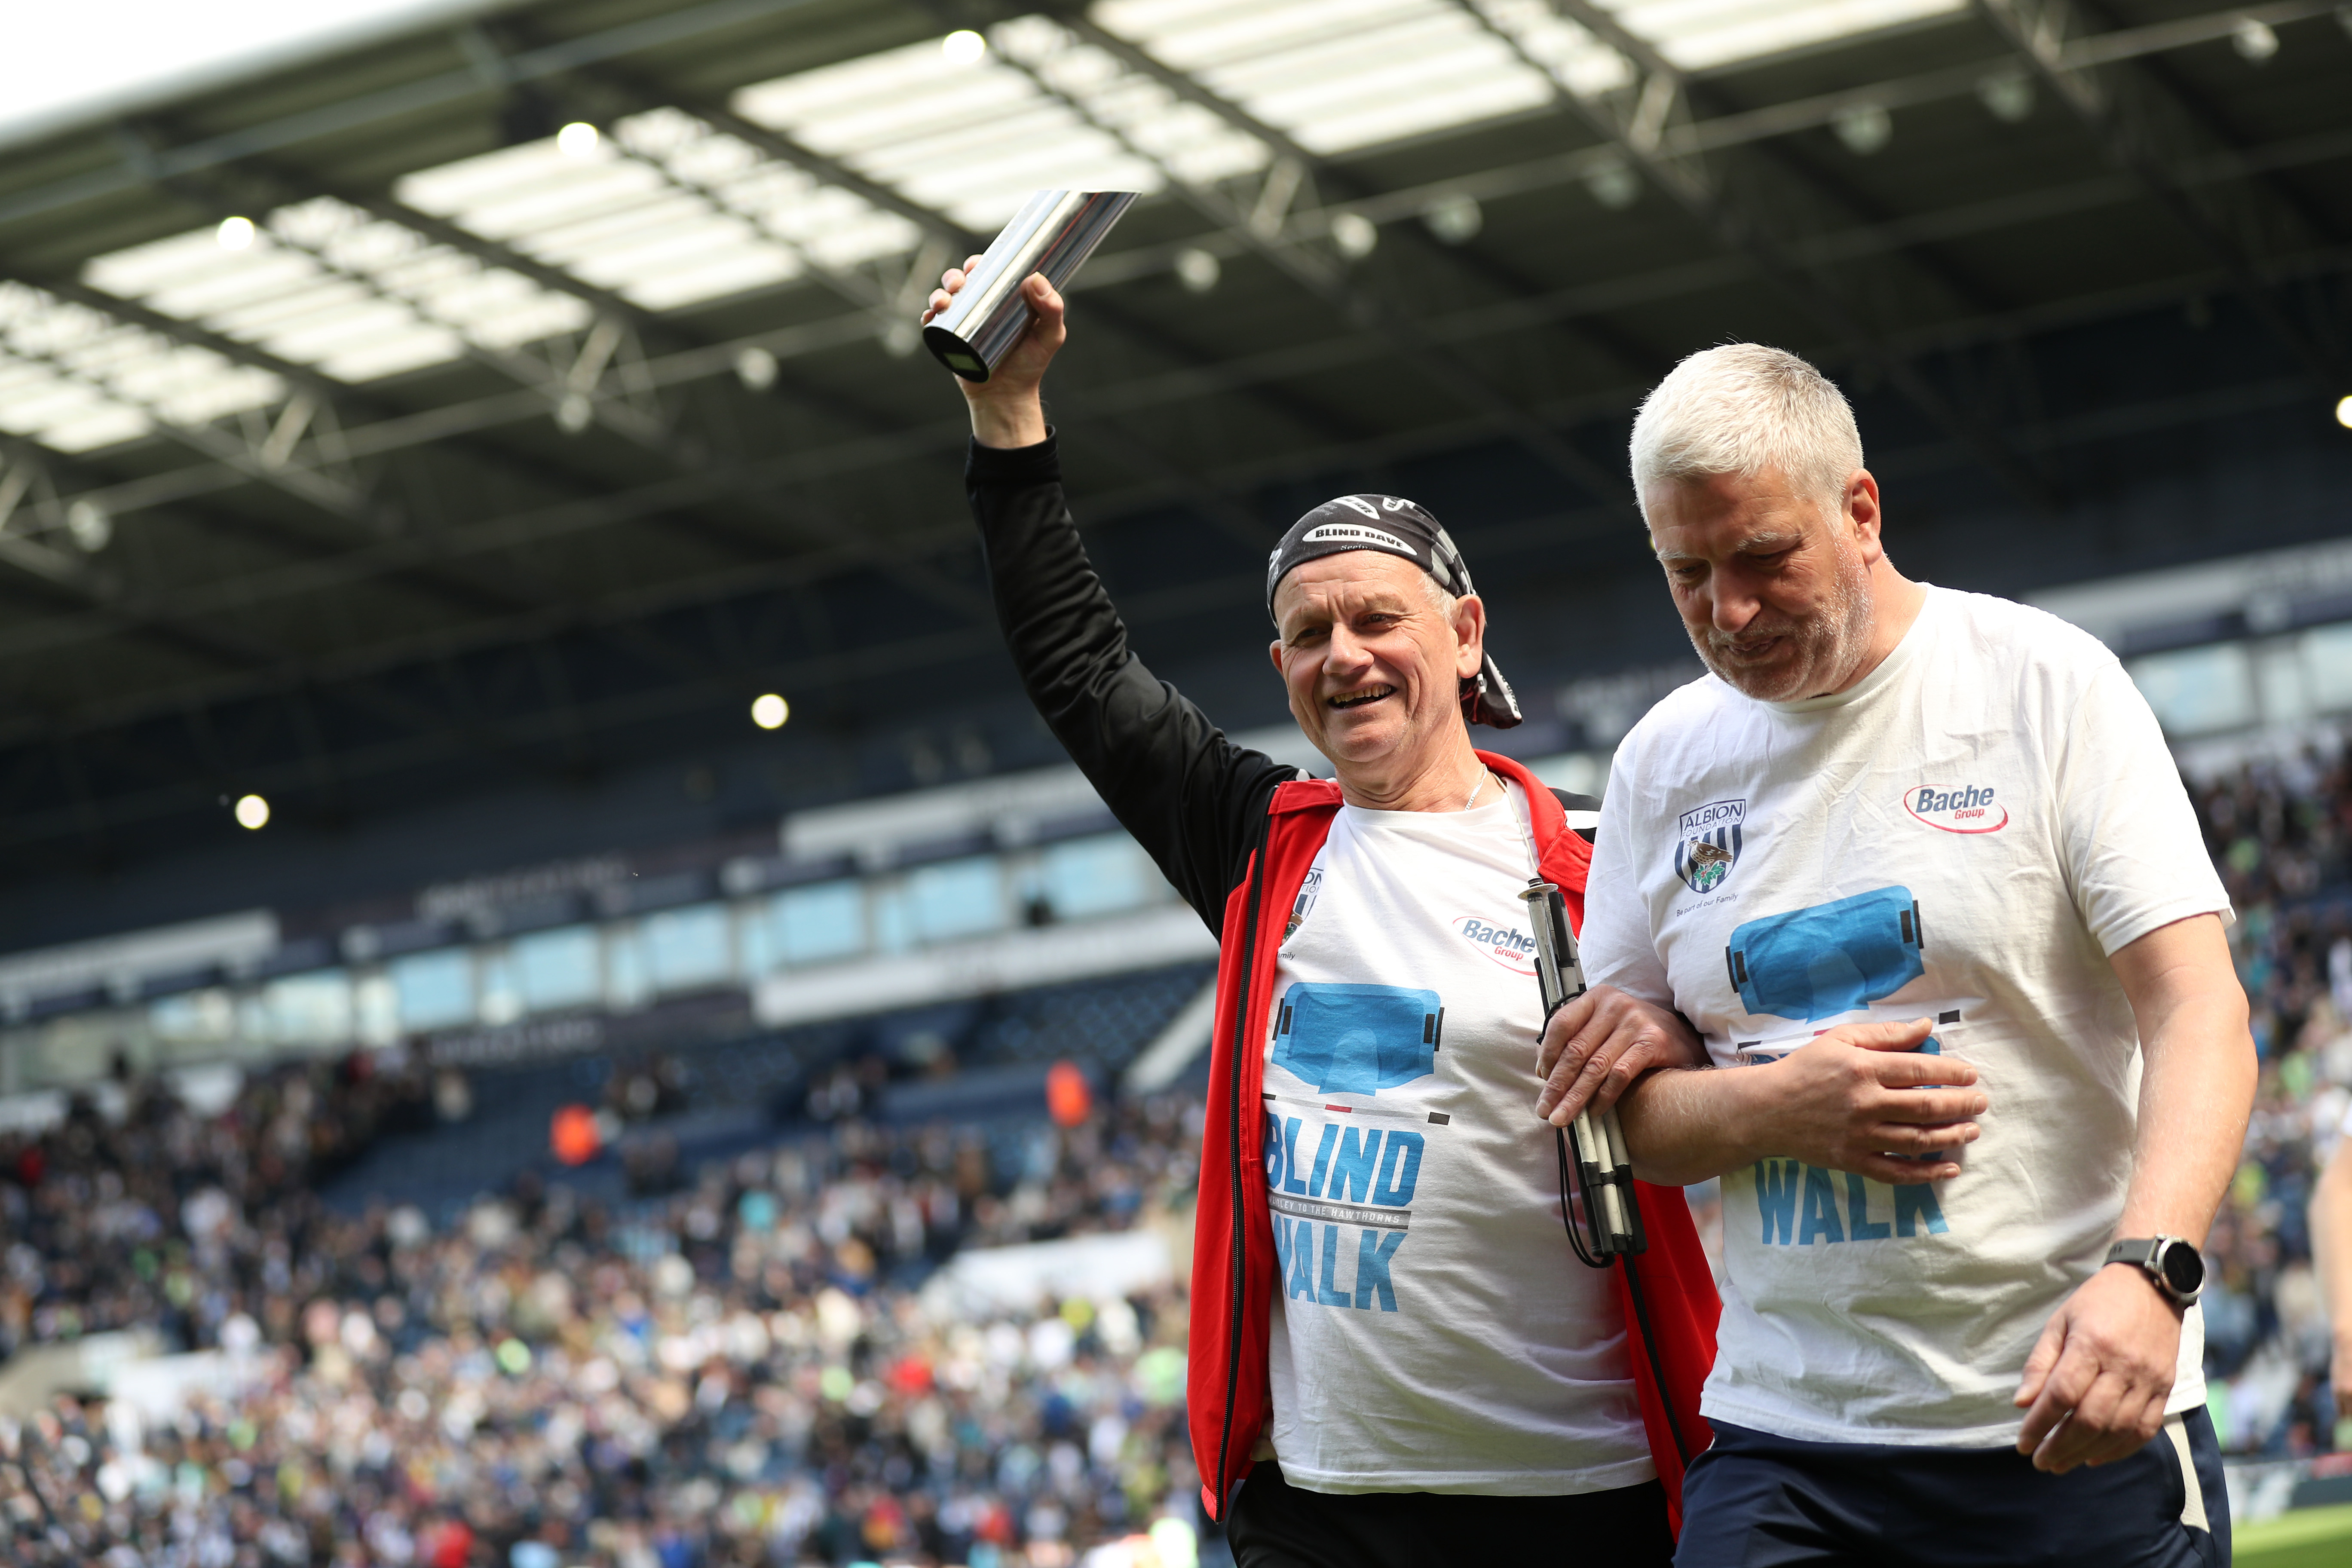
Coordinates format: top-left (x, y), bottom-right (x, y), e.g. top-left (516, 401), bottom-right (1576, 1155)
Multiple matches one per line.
top-left (937, 265), bottom-right (1292, 925)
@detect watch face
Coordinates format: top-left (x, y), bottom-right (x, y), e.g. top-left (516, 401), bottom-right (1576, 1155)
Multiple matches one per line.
top-left (2160, 1242), bottom-right (2205, 1296)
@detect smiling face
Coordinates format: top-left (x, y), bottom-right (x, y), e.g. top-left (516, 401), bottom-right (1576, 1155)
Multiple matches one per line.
top-left (1645, 466), bottom-right (1881, 702)
top-left (1269, 551), bottom-right (1484, 779)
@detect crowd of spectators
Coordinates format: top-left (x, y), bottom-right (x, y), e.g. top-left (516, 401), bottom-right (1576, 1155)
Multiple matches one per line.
top-left (1, 1056), bottom-right (436, 1360)
top-left (2190, 735), bottom-right (2352, 1461)
top-left (0, 1068), bottom-right (1208, 1568)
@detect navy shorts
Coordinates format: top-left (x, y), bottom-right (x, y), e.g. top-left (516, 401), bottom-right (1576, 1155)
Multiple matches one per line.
top-left (1675, 1409), bottom-right (2228, 1568)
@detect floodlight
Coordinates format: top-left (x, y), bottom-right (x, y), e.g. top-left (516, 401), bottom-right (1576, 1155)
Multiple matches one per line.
top-left (557, 122), bottom-right (601, 159)
top-left (1834, 103), bottom-right (1893, 156)
top-left (235, 794), bottom-right (270, 830)
top-left (735, 346), bottom-right (779, 392)
top-left (751, 693), bottom-right (790, 729)
top-left (1330, 211), bottom-right (1378, 260)
top-left (2337, 395), bottom-right (2352, 430)
top-left (65, 499), bottom-right (112, 553)
top-left (215, 216), bottom-right (255, 251)
top-left (942, 30), bottom-right (986, 65)
top-left (1175, 248), bottom-right (1220, 294)
top-left (1584, 157), bottom-right (1640, 211)
top-left (1423, 193), bottom-right (1482, 245)
top-left (1976, 70), bottom-right (2034, 125)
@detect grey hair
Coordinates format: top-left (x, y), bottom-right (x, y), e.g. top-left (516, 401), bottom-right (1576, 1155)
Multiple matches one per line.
top-left (1628, 343), bottom-right (1864, 521)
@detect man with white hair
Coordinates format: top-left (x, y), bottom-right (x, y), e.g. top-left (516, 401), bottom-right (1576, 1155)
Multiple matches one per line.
top-left (924, 264), bottom-right (1719, 1565)
top-left (1568, 343), bottom-right (2258, 1564)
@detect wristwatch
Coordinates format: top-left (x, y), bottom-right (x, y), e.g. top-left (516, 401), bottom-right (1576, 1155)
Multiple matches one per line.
top-left (2105, 1236), bottom-right (2204, 1306)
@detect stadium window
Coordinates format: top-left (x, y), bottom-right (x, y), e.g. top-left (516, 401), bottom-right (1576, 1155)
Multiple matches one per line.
top-left (1038, 833), bottom-right (1157, 919)
top-left (604, 925), bottom-right (650, 1011)
top-left (738, 901), bottom-right (778, 975)
top-left (477, 952), bottom-right (521, 1026)
top-left (149, 987), bottom-right (235, 1044)
top-left (2254, 643), bottom-right (2314, 728)
top-left (905, 857), bottom-right (1009, 943)
top-left (354, 974), bottom-right (398, 1048)
top-left (643, 904), bottom-right (732, 992)
top-left (2128, 643), bottom-right (2255, 737)
top-left (389, 949), bottom-right (475, 1032)
top-left (773, 880), bottom-right (866, 965)
top-left (2304, 624), bottom-right (2352, 714)
top-left (869, 882), bottom-right (916, 955)
top-left (263, 970), bottom-right (353, 1046)
top-left (512, 925), bottom-right (601, 1012)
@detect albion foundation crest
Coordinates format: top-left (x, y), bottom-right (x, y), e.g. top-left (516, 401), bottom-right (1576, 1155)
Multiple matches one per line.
top-left (1673, 798), bottom-right (1746, 893)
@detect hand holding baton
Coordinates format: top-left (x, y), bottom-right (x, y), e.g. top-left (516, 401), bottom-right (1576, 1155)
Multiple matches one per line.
top-left (923, 190), bottom-right (1136, 382)
top-left (1521, 878), bottom-right (1646, 1263)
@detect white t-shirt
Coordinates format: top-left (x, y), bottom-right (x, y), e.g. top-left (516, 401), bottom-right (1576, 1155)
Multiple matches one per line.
top-left (1262, 784), bottom-right (1654, 1494)
top-left (1580, 587), bottom-right (2231, 1446)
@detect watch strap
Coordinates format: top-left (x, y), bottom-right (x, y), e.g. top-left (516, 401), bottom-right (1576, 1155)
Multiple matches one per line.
top-left (2106, 1235), bottom-right (2199, 1304)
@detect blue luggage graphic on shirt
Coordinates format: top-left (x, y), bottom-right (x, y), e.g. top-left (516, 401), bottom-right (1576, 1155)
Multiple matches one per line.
top-left (1271, 983), bottom-right (1441, 1096)
top-left (1726, 887), bottom-right (1923, 1021)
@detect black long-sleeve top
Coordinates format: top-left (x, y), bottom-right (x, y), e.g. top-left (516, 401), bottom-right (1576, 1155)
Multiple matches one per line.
top-left (965, 435), bottom-right (1293, 937)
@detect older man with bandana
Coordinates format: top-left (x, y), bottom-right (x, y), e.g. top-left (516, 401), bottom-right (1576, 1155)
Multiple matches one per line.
top-left (924, 264), bottom-right (1717, 1567)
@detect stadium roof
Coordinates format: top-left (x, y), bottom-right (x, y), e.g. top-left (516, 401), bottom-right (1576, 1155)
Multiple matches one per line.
top-left (0, 0), bottom-right (2346, 874)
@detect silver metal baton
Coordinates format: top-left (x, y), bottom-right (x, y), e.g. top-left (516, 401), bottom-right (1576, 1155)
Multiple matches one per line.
top-left (924, 189), bottom-right (1139, 382)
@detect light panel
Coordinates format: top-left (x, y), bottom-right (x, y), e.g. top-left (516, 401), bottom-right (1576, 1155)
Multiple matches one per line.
top-left (84, 196), bottom-right (588, 389)
top-left (0, 281), bottom-right (280, 453)
top-left (1613, 0), bottom-right (1967, 72)
top-left (735, 17), bottom-right (1274, 233)
top-left (1099, 0), bottom-right (1571, 156)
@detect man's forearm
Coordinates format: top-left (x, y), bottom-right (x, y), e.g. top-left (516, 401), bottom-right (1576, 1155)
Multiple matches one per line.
top-left (1619, 1065), bottom-right (1763, 1187)
top-left (2108, 919), bottom-right (2255, 1250)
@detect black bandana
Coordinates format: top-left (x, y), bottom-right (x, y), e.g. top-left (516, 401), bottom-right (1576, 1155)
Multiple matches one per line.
top-left (1265, 494), bottom-right (1523, 729)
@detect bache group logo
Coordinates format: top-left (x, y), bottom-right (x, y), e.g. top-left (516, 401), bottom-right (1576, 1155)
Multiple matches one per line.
top-left (1904, 782), bottom-right (2008, 834)
top-left (1674, 798), bottom-right (1746, 894)
top-left (1451, 913), bottom-right (1538, 975)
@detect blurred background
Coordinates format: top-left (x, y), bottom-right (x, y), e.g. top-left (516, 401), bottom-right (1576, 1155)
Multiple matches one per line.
top-left (0, 1), bottom-right (2349, 1564)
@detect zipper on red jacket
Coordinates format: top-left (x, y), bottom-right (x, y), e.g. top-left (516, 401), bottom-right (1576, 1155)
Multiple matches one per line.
top-left (1213, 821), bottom-right (1271, 1509)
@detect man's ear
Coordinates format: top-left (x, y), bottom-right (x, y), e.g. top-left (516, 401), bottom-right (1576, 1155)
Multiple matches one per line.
top-left (1452, 594), bottom-right (1487, 679)
top-left (1845, 469), bottom-right (1885, 562)
top-left (1268, 637), bottom-right (1285, 676)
